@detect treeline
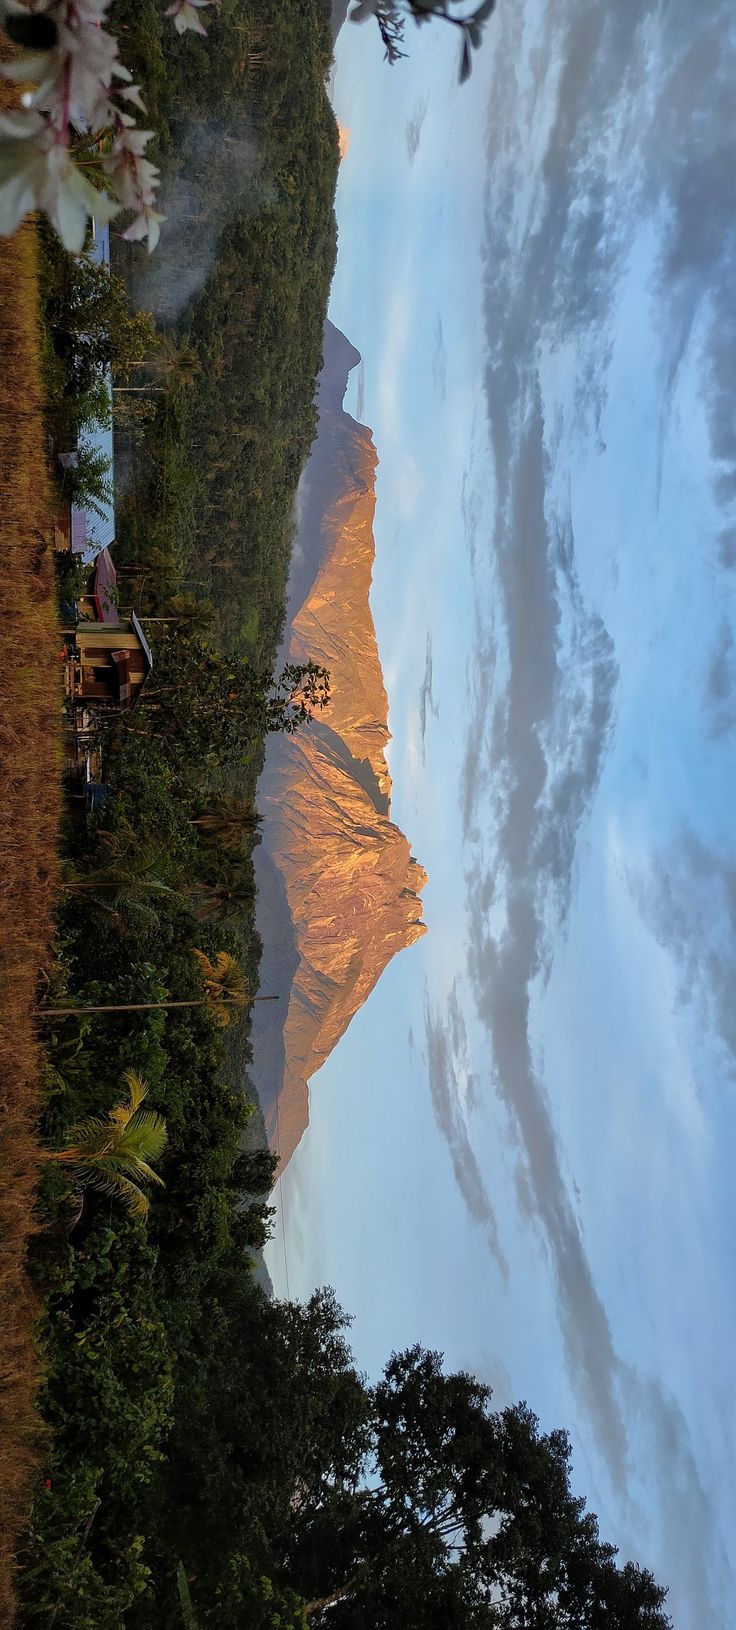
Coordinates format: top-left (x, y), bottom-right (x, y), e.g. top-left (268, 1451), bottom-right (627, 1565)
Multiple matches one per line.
top-left (110, 0), bottom-right (340, 661)
top-left (19, 629), bottom-right (298, 1623)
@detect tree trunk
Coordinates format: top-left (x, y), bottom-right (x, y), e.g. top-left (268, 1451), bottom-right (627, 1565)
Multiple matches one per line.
top-left (303, 1580), bottom-right (360, 1618)
top-left (32, 996), bottom-right (278, 1017)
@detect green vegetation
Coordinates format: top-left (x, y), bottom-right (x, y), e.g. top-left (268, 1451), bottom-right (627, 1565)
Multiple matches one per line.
top-left (110, 0), bottom-right (340, 661)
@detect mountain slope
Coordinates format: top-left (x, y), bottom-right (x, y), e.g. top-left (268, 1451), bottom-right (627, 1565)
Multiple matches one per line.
top-left (253, 322), bottom-right (426, 1168)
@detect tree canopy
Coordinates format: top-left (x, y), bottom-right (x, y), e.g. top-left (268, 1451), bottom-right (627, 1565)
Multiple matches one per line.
top-left (274, 1343), bottom-right (672, 1630)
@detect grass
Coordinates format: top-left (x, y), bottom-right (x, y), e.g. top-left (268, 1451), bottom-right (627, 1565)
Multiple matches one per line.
top-left (0, 70), bottom-right (61, 1620)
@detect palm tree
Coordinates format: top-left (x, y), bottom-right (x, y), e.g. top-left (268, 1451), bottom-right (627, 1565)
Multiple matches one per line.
top-left (191, 949), bottom-right (250, 1026)
top-left (61, 857), bottom-right (177, 934)
top-left (138, 593), bottom-right (216, 638)
top-left (44, 1072), bottom-right (167, 1219)
top-left (33, 950), bottom-right (277, 1020)
top-left (60, 829), bottom-right (182, 934)
top-left (190, 793), bottom-right (261, 855)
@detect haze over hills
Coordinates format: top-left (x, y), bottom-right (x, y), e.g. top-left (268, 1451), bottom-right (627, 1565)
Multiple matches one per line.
top-left (252, 321), bottom-right (427, 1170)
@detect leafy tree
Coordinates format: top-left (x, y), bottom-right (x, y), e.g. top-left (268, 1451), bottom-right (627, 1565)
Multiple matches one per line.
top-left (135, 628), bottom-right (330, 762)
top-left (62, 436), bottom-right (113, 521)
top-left (44, 252), bottom-right (156, 393)
top-left (45, 1071), bottom-right (167, 1219)
top-left (279, 1346), bottom-right (672, 1630)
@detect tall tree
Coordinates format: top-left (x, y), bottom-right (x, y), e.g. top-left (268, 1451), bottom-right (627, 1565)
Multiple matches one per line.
top-left (190, 793), bottom-right (262, 855)
top-left (279, 1346), bottom-right (672, 1630)
top-left (134, 628), bottom-right (330, 763)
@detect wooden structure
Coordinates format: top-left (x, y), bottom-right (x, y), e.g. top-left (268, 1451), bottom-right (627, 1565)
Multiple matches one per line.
top-left (64, 612), bottom-right (153, 710)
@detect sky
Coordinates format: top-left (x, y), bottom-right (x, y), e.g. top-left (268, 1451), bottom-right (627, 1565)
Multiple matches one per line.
top-left (266, 2), bottom-right (736, 1623)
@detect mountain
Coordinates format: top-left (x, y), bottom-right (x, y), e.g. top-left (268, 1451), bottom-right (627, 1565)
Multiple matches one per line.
top-left (251, 321), bottom-right (427, 1171)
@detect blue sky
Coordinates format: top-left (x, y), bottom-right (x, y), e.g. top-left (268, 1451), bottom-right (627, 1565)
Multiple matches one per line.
top-left (266, 3), bottom-right (736, 1623)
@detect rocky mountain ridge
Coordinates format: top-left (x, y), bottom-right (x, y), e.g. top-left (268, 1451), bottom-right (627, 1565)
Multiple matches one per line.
top-left (251, 321), bottom-right (426, 1170)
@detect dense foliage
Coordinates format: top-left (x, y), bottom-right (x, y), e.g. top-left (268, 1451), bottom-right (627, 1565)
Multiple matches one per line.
top-left (110, 0), bottom-right (340, 660)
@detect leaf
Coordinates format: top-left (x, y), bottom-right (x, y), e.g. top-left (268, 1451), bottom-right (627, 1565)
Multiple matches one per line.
top-left (470, 0), bottom-right (497, 22)
top-left (177, 1562), bottom-right (200, 1629)
top-left (459, 33), bottom-right (472, 82)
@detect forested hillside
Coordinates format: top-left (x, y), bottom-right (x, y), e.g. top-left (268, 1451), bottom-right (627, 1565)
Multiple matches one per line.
top-left (112, 0), bottom-right (340, 660)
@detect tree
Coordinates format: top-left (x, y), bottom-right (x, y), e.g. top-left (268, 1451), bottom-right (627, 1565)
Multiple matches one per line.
top-left (278, 1346), bottom-right (672, 1630)
top-left (139, 594), bottom-right (217, 638)
top-left (191, 949), bottom-right (252, 1026)
top-left (190, 793), bottom-right (262, 855)
top-left (33, 949), bottom-right (276, 1021)
top-left (135, 627), bottom-right (330, 763)
top-left (45, 255), bottom-right (156, 393)
top-left (60, 838), bottom-right (178, 935)
top-left (45, 1071), bottom-right (167, 1219)
top-left (61, 437), bottom-right (113, 522)
top-left (192, 864), bottom-right (256, 924)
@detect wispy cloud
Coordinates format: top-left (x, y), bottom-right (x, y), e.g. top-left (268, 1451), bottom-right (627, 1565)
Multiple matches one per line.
top-left (417, 632), bottom-right (439, 761)
top-left (424, 988), bottom-right (509, 1282)
top-left (405, 94), bottom-right (429, 163)
top-left (432, 315), bottom-right (447, 397)
top-left (626, 832), bottom-right (736, 1088)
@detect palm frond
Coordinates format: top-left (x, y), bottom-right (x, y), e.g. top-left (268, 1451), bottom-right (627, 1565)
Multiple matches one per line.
top-left (77, 1164), bottom-right (152, 1218)
top-left (122, 1071), bottom-right (148, 1116)
top-left (45, 1073), bottom-right (167, 1219)
top-left (115, 1111), bottom-right (168, 1167)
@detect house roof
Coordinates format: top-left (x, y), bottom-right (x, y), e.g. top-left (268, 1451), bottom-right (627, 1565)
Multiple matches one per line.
top-left (93, 547), bottom-right (117, 622)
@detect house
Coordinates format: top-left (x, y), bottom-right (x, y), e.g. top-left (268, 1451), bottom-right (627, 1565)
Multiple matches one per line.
top-left (64, 611), bottom-right (153, 710)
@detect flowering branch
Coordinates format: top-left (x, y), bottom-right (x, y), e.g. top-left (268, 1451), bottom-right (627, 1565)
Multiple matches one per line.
top-left (0, 0), bottom-right (218, 251)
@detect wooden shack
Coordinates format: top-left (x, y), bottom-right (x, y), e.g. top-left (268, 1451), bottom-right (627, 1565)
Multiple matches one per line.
top-left (65, 612), bottom-right (153, 709)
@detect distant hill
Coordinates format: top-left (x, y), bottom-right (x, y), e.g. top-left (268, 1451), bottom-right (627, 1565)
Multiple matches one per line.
top-left (252, 322), bottom-right (427, 1170)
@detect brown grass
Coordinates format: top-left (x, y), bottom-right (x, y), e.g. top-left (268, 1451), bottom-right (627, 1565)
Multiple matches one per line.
top-left (0, 76), bottom-right (62, 1626)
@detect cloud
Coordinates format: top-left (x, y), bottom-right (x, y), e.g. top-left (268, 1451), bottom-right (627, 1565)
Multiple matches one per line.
top-left (417, 631), bottom-right (439, 761)
top-left (622, 1374), bottom-right (731, 1627)
top-left (405, 95), bottom-right (429, 163)
top-left (432, 315), bottom-right (447, 397)
top-left (705, 620), bottom-right (736, 738)
top-left (457, 388), bottom-right (622, 1477)
top-left (466, 904), bottom-right (630, 1492)
top-left (424, 989), bottom-right (509, 1283)
top-left (626, 833), bottom-right (736, 1088)
top-left (460, 6), bottom-right (736, 1616)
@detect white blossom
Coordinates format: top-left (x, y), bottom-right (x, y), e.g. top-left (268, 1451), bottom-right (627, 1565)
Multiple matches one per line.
top-left (0, 0), bottom-right (220, 248)
top-left (0, 108), bottom-right (118, 251)
top-left (121, 206), bottom-right (165, 252)
top-left (165, 0), bottom-right (219, 36)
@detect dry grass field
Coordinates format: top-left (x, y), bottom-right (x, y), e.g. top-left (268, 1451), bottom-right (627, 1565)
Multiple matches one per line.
top-left (0, 130), bottom-right (61, 1621)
